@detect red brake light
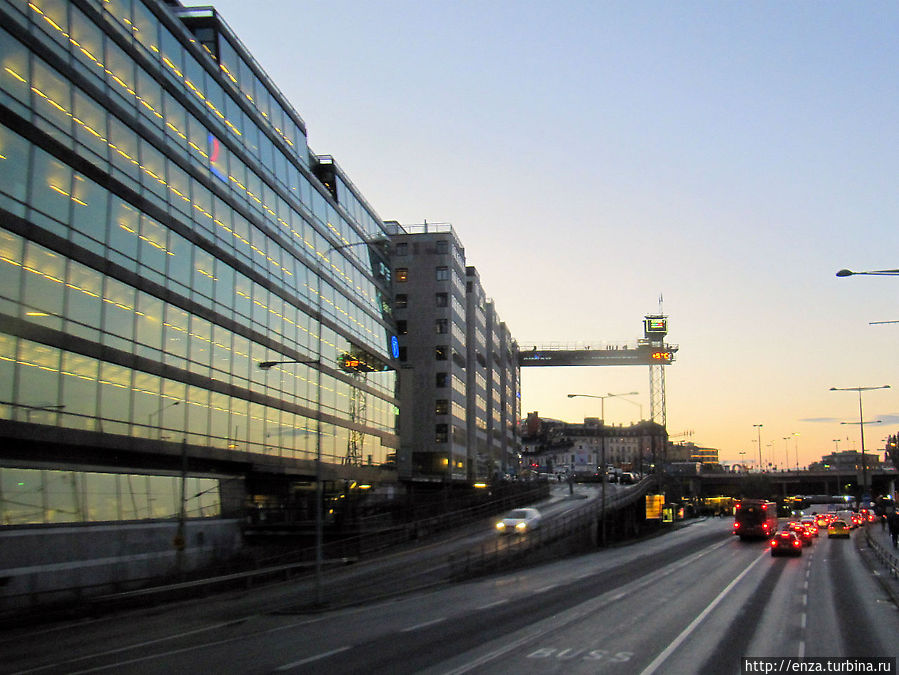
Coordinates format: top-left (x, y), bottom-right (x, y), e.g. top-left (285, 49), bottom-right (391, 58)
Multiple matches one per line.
top-left (793, 540), bottom-right (801, 547)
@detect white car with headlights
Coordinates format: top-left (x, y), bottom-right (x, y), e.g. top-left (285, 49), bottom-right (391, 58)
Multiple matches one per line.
top-left (495, 508), bottom-right (542, 534)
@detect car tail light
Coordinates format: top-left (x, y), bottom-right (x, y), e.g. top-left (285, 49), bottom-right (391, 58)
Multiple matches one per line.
top-left (770, 540), bottom-right (777, 547)
top-left (793, 540), bottom-right (801, 547)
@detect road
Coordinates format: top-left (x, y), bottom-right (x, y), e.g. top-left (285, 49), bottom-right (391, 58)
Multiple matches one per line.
top-left (2, 514), bottom-right (897, 674)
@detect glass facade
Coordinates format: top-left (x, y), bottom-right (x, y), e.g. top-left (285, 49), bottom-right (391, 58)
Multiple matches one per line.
top-left (0, 0), bottom-right (399, 523)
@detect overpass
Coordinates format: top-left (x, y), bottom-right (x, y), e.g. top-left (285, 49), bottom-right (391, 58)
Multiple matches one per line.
top-left (670, 468), bottom-right (898, 501)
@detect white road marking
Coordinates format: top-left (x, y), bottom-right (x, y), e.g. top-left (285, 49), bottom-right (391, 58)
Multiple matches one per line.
top-left (477, 599), bottom-right (509, 610)
top-left (14, 621), bottom-right (238, 674)
top-left (274, 646), bottom-right (352, 671)
top-left (639, 550), bottom-right (767, 675)
top-left (533, 584), bottom-right (557, 594)
top-left (400, 617), bottom-right (446, 632)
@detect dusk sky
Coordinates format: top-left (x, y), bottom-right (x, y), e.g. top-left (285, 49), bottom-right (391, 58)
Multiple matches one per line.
top-left (191, 0), bottom-right (899, 468)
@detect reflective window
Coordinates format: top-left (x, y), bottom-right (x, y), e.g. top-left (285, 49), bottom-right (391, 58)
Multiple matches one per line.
top-left (64, 260), bottom-right (102, 341)
top-left (0, 27), bottom-right (30, 115)
top-left (32, 58), bottom-right (72, 141)
top-left (70, 173), bottom-right (108, 253)
top-left (16, 342), bottom-right (62, 421)
top-left (73, 90), bottom-right (109, 166)
top-left (29, 145), bottom-right (72, 236)
top-left (22, 241), bottom-right (65, 325)
top-left (0, 124), bottom-right (29, 216)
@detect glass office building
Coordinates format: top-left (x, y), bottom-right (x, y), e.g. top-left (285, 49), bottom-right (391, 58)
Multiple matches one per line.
top-left (0, 0), bottom-right (399, 527)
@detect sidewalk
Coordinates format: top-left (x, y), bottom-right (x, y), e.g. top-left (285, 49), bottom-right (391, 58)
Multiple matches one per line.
top-left (855, 521), bottom-right (899, 608)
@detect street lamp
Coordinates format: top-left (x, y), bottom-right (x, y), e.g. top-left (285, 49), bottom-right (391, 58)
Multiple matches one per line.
top-left (830, 384), bottom-right (891, 500)
top-left (567, 391), bottom-right (639, 424)
top-left (836, 268), bottom-right (899, 277)
top-left (258, 359), bottom-right (318, 369)
top-left (753, 424), bottom-right (763, 472)
top-left (258, 236), bottom-right (382, 606)
top-left (782, 437), bottom-right (790, 472)
top-left (149, 399), bottom-right (180, 439)
top-left (792, 432), bottom-right (800, 470)
top-left (567, 391), bottom-right (640, 545)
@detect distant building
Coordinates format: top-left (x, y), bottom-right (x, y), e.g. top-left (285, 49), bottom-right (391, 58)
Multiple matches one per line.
top-left (811, 450), bottom-right (884, 472)
top-left (521, 413), bottom-right (666, 476)
top-left (389, 223), bottom-right (518, 482)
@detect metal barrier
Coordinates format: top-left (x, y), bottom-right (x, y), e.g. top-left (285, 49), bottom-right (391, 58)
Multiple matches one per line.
top-left (448, 478), bottom-right (655, 579)
top-left (864, 528), bottom-right (899, 579)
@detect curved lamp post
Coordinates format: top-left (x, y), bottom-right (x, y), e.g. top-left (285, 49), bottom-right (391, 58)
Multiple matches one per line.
top-left (830, 385), bottom-right (890, 499)
top-left (753, 424), bottom-right (764, 472)
top-left (258, 236), bottom-right (383, 606)
top-left (836, 268), bottom-right (899, 277)
top-left (566, 391), bottom-right (639, 545)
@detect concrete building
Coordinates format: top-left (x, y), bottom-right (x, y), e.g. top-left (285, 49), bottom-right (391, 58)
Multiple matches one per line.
top-left (812, 450), bottom-right (884, 472)
top-left (0, 0), bottom-right (399, 602)
top-left (389, 223), bottom-right (519, 482)
top-left (521, 413), bottom-right (665, 477)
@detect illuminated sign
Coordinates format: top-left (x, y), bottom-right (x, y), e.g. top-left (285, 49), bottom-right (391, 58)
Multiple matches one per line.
top-left (391, 335), bottom-right (400, 359)
top-left (207, 133), bottom-right (227, 183)
top-left (519, 344), bottom-right (676, 367)
top-left (644, 316), bottom-right (668, 336)
top-left (645, 494), bottom-right (665, 520)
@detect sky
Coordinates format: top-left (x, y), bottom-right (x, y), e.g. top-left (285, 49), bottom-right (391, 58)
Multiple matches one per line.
top-left (190, 0), bottom-right (899, 468)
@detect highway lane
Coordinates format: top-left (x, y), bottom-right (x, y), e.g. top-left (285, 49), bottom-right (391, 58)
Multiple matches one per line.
top-left (5, 515), bottom-right (897, 674)
top-left (0, 482), bottom-right (609, 673)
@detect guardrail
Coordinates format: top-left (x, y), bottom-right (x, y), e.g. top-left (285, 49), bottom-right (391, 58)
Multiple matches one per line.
top-left (0, 484), bottom-right (551, 622)
top-left (864, 527), bottom-right (899, 580)
top-left (448, 478), bottom-right (655, 579)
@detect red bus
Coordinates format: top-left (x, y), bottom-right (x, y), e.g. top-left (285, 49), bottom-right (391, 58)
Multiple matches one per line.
top-left (732, 499), bottom-right (778, 540)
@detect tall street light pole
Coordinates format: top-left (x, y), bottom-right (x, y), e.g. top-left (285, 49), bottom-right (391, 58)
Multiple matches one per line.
top-left (567, 391), bottom-right (639, 546)
top-left (753, 424), bottom-right (763, 472)
top-left (836, 268), bottom-right (899, 277)
top-left (830, 385), bottom-right (890, 501)
top-left (259, 236), bottom-right (381, 607)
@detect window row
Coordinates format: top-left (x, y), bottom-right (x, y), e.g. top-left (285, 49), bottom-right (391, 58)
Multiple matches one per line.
top-left (0, 23), bottom-right (386, 332)
top-left (0, 467), bottom-right (220, 526)
top-left (21, 0), bottom-right (307, 177)
top-left (0, 231), bottom-right (397, 426)
top-left (0, 123), bottom-right (390, 365)
top-left (394, 292), bottom-right (449, 309)
top-left (0, 335), bottom-right (396, 465)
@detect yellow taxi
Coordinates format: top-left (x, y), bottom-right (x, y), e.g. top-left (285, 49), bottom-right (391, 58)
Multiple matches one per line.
top-left (828, 519), bottom-right (850, 539)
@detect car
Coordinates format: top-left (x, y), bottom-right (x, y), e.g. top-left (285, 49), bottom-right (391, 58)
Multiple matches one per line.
top-left (495, 508), bottom-right (542, 534)
top-left (783, 522), bottom-right (813, 546)
top-left (836, 510), bottom-right (857, 528)
top-left (770, 530), bottom-right (803, 557)
top-left (828, 520), bottom-right (851, 538)
top-left (814, 513), bottom-right (832, 529)
top-left (799, 518), bottom-right (819, 537)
